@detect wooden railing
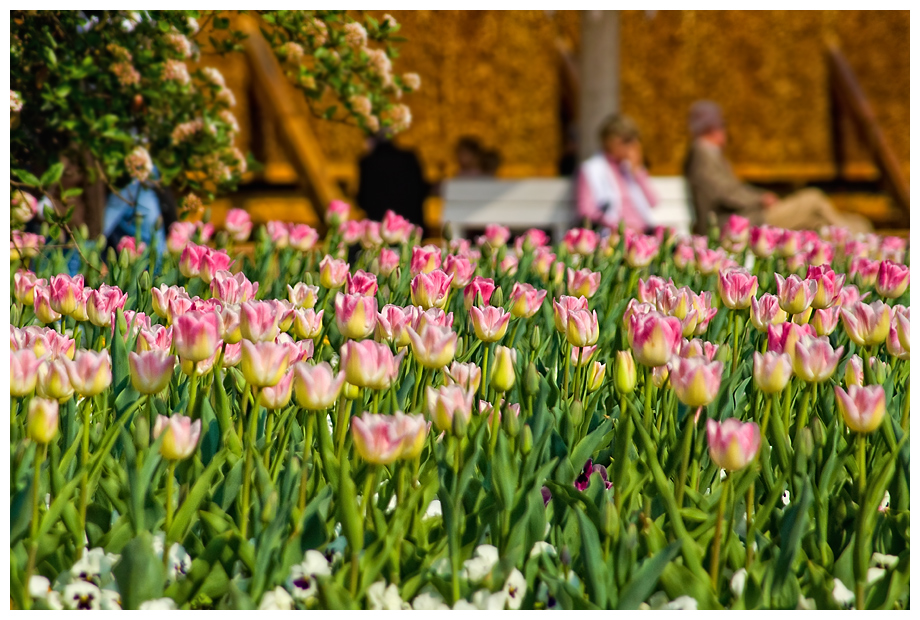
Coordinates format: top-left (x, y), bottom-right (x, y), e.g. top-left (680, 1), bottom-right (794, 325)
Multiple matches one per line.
top-left (827, 42), bottom-right (909, 225)
top-left (238, 15), bottom-right (340, 231)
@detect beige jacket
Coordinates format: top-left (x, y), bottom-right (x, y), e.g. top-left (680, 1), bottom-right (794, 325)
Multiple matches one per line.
top-left (684, 140), bottom-right (765, 235)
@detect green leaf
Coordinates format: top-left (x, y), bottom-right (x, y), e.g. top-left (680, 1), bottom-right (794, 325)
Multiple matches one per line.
top-left (617, 540), bottom-right (681, 609)
top-left (12, 168), bottom-right (41, 187)
top-left (575, 507), bottom-right (608, 608)
top-left (113, 532), bottom-right (166, 609)
top-left (168, 451), bottom-right (228, 543)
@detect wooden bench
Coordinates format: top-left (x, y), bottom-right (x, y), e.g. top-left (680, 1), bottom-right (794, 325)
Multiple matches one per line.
top-left (442, 176), bottom-right (693, 241)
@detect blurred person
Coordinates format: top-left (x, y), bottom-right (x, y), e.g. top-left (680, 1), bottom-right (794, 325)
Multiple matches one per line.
top-left (576, 114), bottom-right (658, 232)
top-left (357, 131), bottom-right (430, 230)
top-left (683, 100), bottom-right (873, 236)
top-left (454, 136), bottom-right (492, 178)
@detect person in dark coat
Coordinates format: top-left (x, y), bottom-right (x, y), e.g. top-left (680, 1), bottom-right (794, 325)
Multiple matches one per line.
top-left (356, 133), bottom-right (430, 232)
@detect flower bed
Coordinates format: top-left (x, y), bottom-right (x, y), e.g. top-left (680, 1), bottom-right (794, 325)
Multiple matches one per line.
top-left (10, 208), bottom-right (910, 610)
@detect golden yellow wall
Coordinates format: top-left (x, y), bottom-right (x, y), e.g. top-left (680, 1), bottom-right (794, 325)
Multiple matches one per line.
top-left (213, 10), bottom-right (910, 185)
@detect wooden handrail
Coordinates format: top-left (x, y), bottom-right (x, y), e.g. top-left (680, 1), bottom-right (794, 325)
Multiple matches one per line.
top-left (238, 15), bottom-right (340, 231)
top-left (827, 43), bottom-right (909, 224)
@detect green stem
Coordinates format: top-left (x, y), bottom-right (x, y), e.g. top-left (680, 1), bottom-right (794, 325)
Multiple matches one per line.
top-left (335, 397), bottom-right (352, 458)
top-left (240, 388), bottom-right (261, 541)
top-left (745, 483), bottom-right (755, 569)
top-left (854, 433), bottom-right (867, 610)
top-left (675, 409), bottom-right (697, 507)
top-left (24, 444), bottom-right (45, 610)
top-left (164, 461), bottom-right (177, 571)
top-left (562, 341), bottom-right (571, 398)
top-left (297, 412), bottom-right (315, 515)
top-left (643, 368), bottom-right (654, 432)
top-left (731, 310), bottom-right (741, 375)
top-left (710, 471), bottom-right (731, 589)
top-left (263, 410), bottom-right (274, 468)
top-left (361, 465), bottom-right (377, 528)
top-left (482, 344), bottom-right (491, 401)
top-left (78, 398), bottom-right (91, 555)
top-left (451, 437), bottom-right (463, 604)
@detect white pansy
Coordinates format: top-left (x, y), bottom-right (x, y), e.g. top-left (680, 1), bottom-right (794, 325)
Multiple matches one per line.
top-left (302, 549), bottom-right (332, 576)
top-left (367, 580), bottom-right (410, 610)
top-left (323, 536), bottom-right (349, 568)
top-left (471, 588), bottom-right (507, 610)
top-left (730, 568), bottom-right (747, 598)
top-left (781, 490), bottom-right (791, 507)
top-left (462, 544), bottom-right (500, 583)
top-left (665, 595), bottom-right (698, 610)
top-left (797, 595), bottom-right (817, 610)
top-left (260, 586), bottom-right (294, 610)
top-left (424, 499), bottom-right (442, 519)
top-left (453, 599), bottom-right (478, 610)
top-left (535, 582), bottom-right (560, 610)
top-left (412, 585), bottom-right (449, 610)
top-left (67, 547), bottom-right (120, 587)
top-left (63, 581), bottom-right (103, 610)
top-left (432, 557), bottom-right (453, 579)
top-left (529, 541), bottom-right (556, 558)
top-left (879, 490), bottom-right (891, 512)
top-left (871, 553), bottom-right (899, 569)
top-left (647, 591), bottom-right (670, 609)
top-left (503, 569), bottom-right (527, 610)
top-left (29, 575), bottom-right (51, 598)
top-left (100, 588), bottom-right (122, 610)
top-left (152, 533), bottom-right (192, 583)
top-left (287, 550), bottom-right (332, 601)
top-left (867, 568), bottom-right (886, 585)
top-left (831, 578), bottom-right (855, 607)
top-left (140, 597), bottom-right (176, 610)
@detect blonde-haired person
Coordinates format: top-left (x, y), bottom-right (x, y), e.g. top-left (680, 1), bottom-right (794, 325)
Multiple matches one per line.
top-left (576, 114), bottom-right (659, 233)
top-left (683, 100), bottom-right (872, 236)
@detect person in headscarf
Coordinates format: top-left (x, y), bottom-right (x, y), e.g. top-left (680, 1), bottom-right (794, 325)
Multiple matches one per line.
top-left (576, 114), bottom-right (658, 232)
top-left (683, 100), bottom-right (872, 236)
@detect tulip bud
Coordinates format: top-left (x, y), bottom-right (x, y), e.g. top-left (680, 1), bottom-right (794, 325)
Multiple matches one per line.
top-left (27, 398), bottom-right (59, 444)
top-left (810, 415), bottom-right (826, 448)
top-left (11, 349), bottom-right (42, 397)
top-left (569, 401), bottom-right (584, 427)
top-left (490, 346), bottom-right (517, 393)
top-left (521, 424), bottom-right (533, 455)
top-left (139, 270), bottom-right (152, 295)
top-left (530, 325), bottom-right (542, 351)
top-left (587, 361), bottom-right (606, 393)
top-left (491, 286), bottom-right (504, 308)
top-left (603, 500), bottom-right (619, 539)
top-left (614, 351), bottom-right (638, 394)
top-left (134, 415), bottom-right (150, 450)
top-left (835, 384), bottom-right (886, 434)
top-left (706, 418), bottom-right (760, 471)
top-left (795, 427), bottom-right (814, 459)
top-left (343, 381), bottom-right (361, 400)
top-left (153, 414), bottom-right (201, 461)
top-left (261, 491), bottom-right (279, 524)
top-left (502, 404), bottom-right (520, 437)
top-left (524, 362), bottom-right (540, 397)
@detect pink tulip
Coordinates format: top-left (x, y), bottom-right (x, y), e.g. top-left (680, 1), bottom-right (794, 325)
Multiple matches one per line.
top-left (137, 324), bottom-right (173, 352)
top-left (293, 308), bottom-right (324, 340)
top-left (553, 295), bottom-right (589, 333)
top-left (224, 208), bottom-right (253, 242)
top-left (811, 306), bottom-right (841, 337)
top-left (276, 333), bottom-right (315, 366)
top-left (752, 351), bottom-right (792, 394)
top-left (670, 356), bottom-right (723, 407)
top-left (10, 230), bottom-right (43, 260)
top-left (625, 233), bottom-right (659, 268)
top-left (339, 220), bottom-right (363, 245)
top-left (806, 241), bottom-right (834, 267)
top-left (380, 210), bottom-right (414, 245)
top-left (566, 309), bottom-right (600, 348)
top-left (875, 260), bottom-right (909, 299)
top-left (17, 326), bottom-right (73, 360)
top-left (886, 322), bottom-right (909, 360)
top-left (835, 285), bottom-right (868, 311)
top-left (128, 350), bottom-right (176, 394)
top-left (240, 340), bottom-right (290, 387)
top-left (622, 298), bottom-right (656, 331)
top-left (11, 349), bottom-right (42, 397)
top-left (563, 228), bottom-right (599, 255)
top-left (750, 226), bottom-right (781, 258)
top-left (775, 273), bottom-right (818, 315)
top-left (719, 215), bottom-right (750, 252)
top-left (515, 228), bottom-right (551, 255)
top-left (48, 273), bottom-right (85, 317)
top-left (766, 322), bottom-right (816, 356)
top-left (167, 221), bottom-right (195, 254)
top-left (391, 411), bottom-right (429, 460)
top-left (718, 267), bottom-right (758, 310)
top-left (345, 270), bottom-right (378, 297)
top-left (470, 305), bottom-right (511, 343)
top-left (509, 283), bottom-right (547, 318)
top-left (655, 284), bottom-right (694, 321)
top-left (407, 323), bottom-right (458, 369)
top-left (637, 276), bottom-right (673, 305)
top-left (211, 270), bottom-right (258, 305)
top-left (375, 304), bottom-right (415, 347)
top-left (571, 345), bottom-right (598, 367)
top-left (27, 397), bottom-right (59, 445)
top-left (706, 419), bottom-right (760, 471)
top-left (261, 371), bottom-right (294, 410)
top-left (116, 236), bottom-right (146, 259)
top-left (410, 269), bottom-right (453, 310)
top-left (119, 310), bottom-right (151, 341)
top-left (153, 414), bottom-right (201, 461)
top-left (351, 413), bottom-right (406, 465)
top-left (66, 350), bottom-right (112, 397)
top-left (266, 220), bottom-right (291, 248)
top-left (319, 256), bottom-right (349, 289)
top-left (293, 361), bottom-right (345, 410)
top-left (410, 245), bottom-right (442, 276)
top-left (792, 334), bottom-right (843, 383)
top-left (628, 312), bottom-right (682, 367)
top-left (86, 284), bottom-right (128, 328)
top-left (464, 276), bottom-right (495, 310)
top-left (361, 220), bottom-right (384, 249)
top-left (843, 355), bottom-right (887, 388)
top-left (894, 308), bottom-right (909, 352)
top-left (805, 265), bottom-right (845, 309)
top-left (151, 284), bottom-right (188, 319)
top-left (36, 359), bottom-right (74, 401)
top-left (834, 384), bottom-right (886, 434)
top-left (695, 248), bottom-right (726, 276)
top-left (427, 385), bottom-right (475, 434)
top-left (341, 340), bottom-right (404, 390)
top-left (443, 255), bottom-right (476, 289)
top-left (240, 301), bottom-right (281, 343)
top-left (749, 294), bottom-right (787, 332)
top-left (680, 339), bottom-right (719, 361)
top-left (673, 243), bottom-right (696, 270)
top-left (334, 292), bottom-right (378, 340)
top-left (444, 361), bottom-right (482, 393)
top-left (479, 224), bottom-right (511, 248)
top-left (376, 247), bottom-right (401, 277)
top-left (841, 301), bottom-right (891, 347)
top-left (532, 247), bottom-right (556, 278)
top-left (198, 249), bottom-right (233, 284)
top-left (179, 243), bottom-right (209, 278)
top-left (221, 342), bottom-right (242, 367)
top-left (173, 310), bottom-right (222, 363)
top-left (326, 199), bottom-right (351, 226)
top-left (566, 268), bottom-right (601, 298)
top-left (287, 283), bottom-right (318, 309)
top-left (849, 257), bottom-right (880, 288)
top-left (498, 254), bottom-right (519, 277)
top-left (13, 270), bottom-right (44, 306)
top-left (289, 224), bottom-right (319, 252)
